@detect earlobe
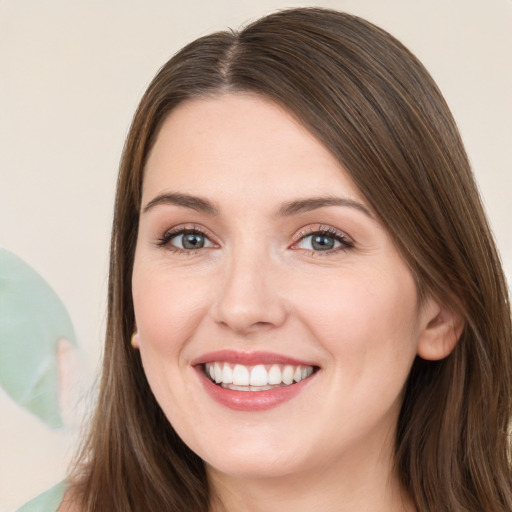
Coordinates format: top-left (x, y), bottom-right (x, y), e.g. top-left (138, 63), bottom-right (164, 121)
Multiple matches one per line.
top-left (417, 300), bottom-right (464, 361)
top-left (131, 330), bottom-right (140, 349)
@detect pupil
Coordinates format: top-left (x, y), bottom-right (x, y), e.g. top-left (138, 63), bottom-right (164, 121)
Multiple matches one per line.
top-left (183, 233), bottom-right (204, 249)
top-left (312, 235), bottom-right (334, 250)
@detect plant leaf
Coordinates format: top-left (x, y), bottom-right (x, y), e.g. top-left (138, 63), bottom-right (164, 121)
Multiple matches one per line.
top-left (15, 480), bottom-right (67, 512)
top-left (0, 248), bottom-right (76, 428)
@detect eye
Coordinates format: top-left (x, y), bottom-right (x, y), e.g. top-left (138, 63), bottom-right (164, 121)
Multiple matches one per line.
top-left (157, 228), bottom-right (215, 251)
top-left (173, 231), bottom-right (211, 249)
top-left (293, 227), bottom-right (353, 253)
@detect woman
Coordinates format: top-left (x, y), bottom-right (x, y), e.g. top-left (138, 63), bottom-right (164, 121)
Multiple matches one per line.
top-left (61, 7), bottom-right (512, 511)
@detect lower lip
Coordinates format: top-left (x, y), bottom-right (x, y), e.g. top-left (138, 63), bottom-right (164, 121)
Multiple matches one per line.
top-left (196, 368), bottom-right (316, 412)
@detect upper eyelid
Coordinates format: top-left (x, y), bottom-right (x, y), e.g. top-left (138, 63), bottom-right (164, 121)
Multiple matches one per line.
top-left (290, 225), bottom-right (355, 253)
top-left (157, 224), bottom-right (219, 248)
top-left (293, 225), bottom-right (352, 242)
top-left (162, 224), bottom-right (213, 238)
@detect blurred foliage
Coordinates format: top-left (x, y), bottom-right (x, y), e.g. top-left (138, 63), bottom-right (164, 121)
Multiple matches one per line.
top-left (16, 480), bottom-right (68, 512)
top-left (0, 248), bottom-right (76, 428)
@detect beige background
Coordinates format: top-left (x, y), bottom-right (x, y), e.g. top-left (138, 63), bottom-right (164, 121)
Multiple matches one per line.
top-left (1, 1), bottom-right (510, 510)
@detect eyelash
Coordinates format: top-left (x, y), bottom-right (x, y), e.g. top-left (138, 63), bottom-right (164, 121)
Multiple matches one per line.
top-left (155, 224), bottom-right (354, 255)
top-left (292, 225), bottom-right (354, 256)
top-left (156, 225), bottom-right (215, 254)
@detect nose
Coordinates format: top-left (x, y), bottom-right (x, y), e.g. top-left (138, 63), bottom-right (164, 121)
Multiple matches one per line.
top-left (211, 249), bottom-right (288, 335)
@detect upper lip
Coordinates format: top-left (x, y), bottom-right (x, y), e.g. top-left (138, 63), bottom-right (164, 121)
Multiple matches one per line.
top-left (191, 350), bottom-right (318, 367)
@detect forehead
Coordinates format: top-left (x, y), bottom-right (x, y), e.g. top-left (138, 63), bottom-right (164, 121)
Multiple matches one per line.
top-left (142, 93), bottom-right (366, 206)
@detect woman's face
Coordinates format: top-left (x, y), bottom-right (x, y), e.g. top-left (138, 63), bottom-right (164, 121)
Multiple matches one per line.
top-left (132, 93), bottom-right (437, 482)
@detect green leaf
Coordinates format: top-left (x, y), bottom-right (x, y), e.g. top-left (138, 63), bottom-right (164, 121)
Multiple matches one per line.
top-left (16, 480), bottom-right (68, 512)
top-left (0, 248), bottom-right (76, 428)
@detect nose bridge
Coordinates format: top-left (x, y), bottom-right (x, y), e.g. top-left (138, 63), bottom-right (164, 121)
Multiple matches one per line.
top-left (212, 237), bottom-right (286, 333)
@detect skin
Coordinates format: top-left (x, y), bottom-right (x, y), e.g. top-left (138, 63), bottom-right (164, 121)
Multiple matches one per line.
top-left (130, 93), bottom-right (459, 512)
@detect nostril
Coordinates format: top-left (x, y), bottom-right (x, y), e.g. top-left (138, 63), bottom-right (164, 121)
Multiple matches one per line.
top-left (216, 318), bottom-right (278, 334)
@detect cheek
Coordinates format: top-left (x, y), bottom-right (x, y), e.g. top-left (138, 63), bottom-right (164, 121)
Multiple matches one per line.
top-left (131, 265), bottom-right (213, 432)
top-left (295, 266), bottom-right (420, 366)
top-left (295, 267), bottom-right (420, 430)
top-left (131, 263), bottom-right (211, 359)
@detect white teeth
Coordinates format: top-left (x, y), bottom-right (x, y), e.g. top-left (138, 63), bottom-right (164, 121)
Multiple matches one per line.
top-left (250, 365), bottom-right (268, 386)
top-left (214, 362), bottom-right (223, 383)
top-left (232, 364), bottom-right (250, 386)
top-left (268, 364), bottom-right (282, 385)
top-left (222, 364), bottom-right (233, 384)
top-left (204, 362), bottom-right (315, 389)
top-left (282, 365), bottom-right (294, 385)
top-left (227, 384), bottom-right (275, 391)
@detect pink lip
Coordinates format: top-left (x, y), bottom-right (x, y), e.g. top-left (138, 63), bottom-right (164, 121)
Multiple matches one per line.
top-left (196, 369), bottom-right (316, 411)
top-left (191, 350), bottom-right (317, 367)
top-left (191, 350), bottom-right (318, 412)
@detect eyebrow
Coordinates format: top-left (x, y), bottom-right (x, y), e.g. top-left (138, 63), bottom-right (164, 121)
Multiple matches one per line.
top-left (142, 192), bottom-right (373, 219)
top-left (277, 196), bottom-right (373, 218)
top-left (142, 192), bottom-right (219, 215)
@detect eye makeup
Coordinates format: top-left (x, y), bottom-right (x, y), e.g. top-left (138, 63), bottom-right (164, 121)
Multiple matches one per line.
top-left (154, 221), bottom-right (354, 258)
top-left (291, 224), bottom-right (354, 256)
top-left (155, 224), bottom-right (218, 253)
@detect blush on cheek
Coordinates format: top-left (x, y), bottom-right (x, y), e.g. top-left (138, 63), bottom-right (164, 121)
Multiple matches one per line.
top-left (302, 272), bottom-right (418, 360)
top-left (134, 286), bottom-right (209, 356)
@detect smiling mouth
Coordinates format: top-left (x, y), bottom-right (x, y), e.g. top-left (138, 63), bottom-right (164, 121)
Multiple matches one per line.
top-left (204, 362), bottom-right (316, 391)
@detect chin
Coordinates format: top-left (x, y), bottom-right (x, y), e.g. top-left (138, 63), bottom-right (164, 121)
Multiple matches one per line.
top-left (204, 449), bottom-right (307, 481)
top-left (180, 422), bottom-right (311, 480)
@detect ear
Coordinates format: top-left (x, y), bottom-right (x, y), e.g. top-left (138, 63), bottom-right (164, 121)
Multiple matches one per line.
top-left (417, 298), bottom-right (464, 361)
top-left (131, 329), bottom-right (140, 349)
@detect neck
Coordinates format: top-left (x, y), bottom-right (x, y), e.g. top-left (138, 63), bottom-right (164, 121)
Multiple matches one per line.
top-left (207, 431), bottom-right (415, 512)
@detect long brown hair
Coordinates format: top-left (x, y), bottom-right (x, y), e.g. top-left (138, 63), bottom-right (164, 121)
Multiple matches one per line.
top-left (70, 8), bottom-right (512, 511)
